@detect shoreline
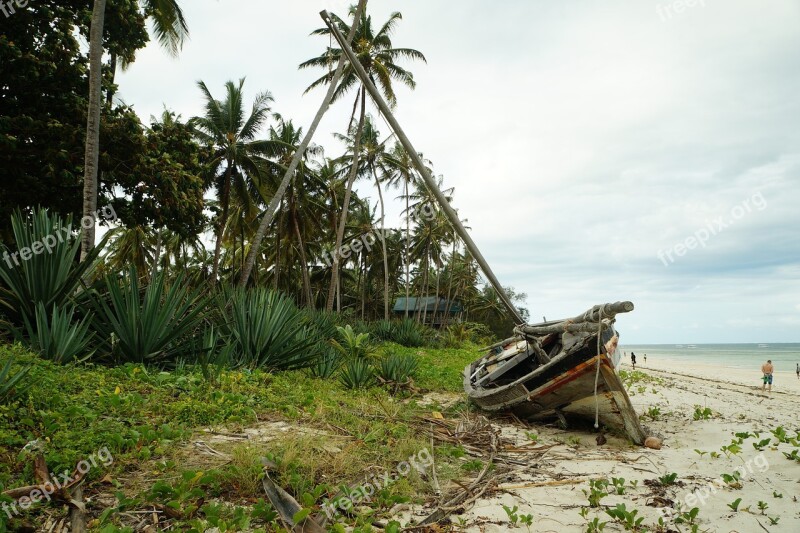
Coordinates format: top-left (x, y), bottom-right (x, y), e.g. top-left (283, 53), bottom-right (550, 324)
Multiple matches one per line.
top-left (621, 356), bottom-right (800, 395)
top-left (408, 359), bottom-right (800, 532)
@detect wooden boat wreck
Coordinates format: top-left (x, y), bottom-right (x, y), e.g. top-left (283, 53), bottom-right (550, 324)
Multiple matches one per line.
top-left (464, 301), bottom-right (647, 444)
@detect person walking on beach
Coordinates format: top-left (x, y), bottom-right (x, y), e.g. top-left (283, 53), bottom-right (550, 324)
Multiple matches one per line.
top-left (796, 363), bottom-right (799, 380)
top-left (644, 354), bottom-right (647, 364)
top-left (631, 352), bottom-right (636, 369)
top-left (761, 360), bottom-right (774, 394)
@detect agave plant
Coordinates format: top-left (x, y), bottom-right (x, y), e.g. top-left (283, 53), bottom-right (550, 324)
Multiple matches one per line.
top-left (194, 325), bottom-right (233, 385)
top-left (226, 288), bottom-right (321, 371)
top-left (22, 303), bottom-right (95, 364)
top-left (376, 353), bottom-right (419, 385)
top-left (90, 269), bottom-right (210, 364)
top-left (391, 319), bottom-right (426, 347)
top-left (369, 320), bottom-right (395, 342)
top-left (0, 209), bottom-right (103, 328)
top-left (0, 356), bottom-right (31, 404)
top-left (308, 350), bottom-right (342, 379)
top-left (339, 358), bottom-right (375, 390)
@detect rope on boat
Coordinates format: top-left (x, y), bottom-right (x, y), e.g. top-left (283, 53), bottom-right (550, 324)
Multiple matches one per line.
top-left (593, 308), bottom-right (603, 429)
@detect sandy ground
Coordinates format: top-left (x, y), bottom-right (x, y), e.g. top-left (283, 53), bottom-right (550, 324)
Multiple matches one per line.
top-left (402, 360), bottom-right (800, 532)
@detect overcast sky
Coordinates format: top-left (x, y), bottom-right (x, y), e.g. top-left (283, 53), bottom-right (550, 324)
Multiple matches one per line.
top-left (116, 0), bottom-right (800, 343)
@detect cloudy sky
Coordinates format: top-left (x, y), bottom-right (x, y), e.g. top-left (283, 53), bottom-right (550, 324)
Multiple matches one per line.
top-left (116, 0), bottom-right (800, 343)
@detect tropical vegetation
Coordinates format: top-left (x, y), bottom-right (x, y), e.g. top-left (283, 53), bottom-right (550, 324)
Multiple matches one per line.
top-left (0, 1), bottom-right (530, 529)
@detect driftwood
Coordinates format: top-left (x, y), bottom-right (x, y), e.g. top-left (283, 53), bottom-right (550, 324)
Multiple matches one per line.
top-left (2, 454), bottom-right (92, 533)
top-left (260, 464), bottom-right (326, 533)
top-left (69, 483), bottom-right (86, 533)
top-left (2, 463), bottom-right (87, 500)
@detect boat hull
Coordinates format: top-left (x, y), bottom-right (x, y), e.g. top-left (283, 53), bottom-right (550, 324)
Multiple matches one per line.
top-left (464, 319), bottom-right (646, 444)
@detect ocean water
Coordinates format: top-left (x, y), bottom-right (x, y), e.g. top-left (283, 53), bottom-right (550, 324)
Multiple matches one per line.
top-left (619, 344), bottom-right (800, 371)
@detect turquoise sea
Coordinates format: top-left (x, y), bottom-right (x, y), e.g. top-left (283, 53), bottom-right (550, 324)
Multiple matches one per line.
top-left (619, 344), bottom-right (800, 371)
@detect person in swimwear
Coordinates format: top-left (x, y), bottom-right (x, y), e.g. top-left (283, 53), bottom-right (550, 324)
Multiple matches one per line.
top-left (761, 359), bottom-right (774, 394)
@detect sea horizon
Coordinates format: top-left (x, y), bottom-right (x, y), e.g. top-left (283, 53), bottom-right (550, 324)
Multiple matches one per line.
top-left (620, 343), bottom-right (800, 370)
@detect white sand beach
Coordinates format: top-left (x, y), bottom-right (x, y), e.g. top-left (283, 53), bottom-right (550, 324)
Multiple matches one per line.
top-left (403, 361), bottom-right (800, 532)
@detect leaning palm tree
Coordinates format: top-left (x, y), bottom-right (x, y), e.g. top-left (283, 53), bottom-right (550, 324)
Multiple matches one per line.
top-left (81, 0), bottom-right (189, 262)
top-left (300, 8), bottom-right (426, 312)
top-left (266, 119), bottom-right (326, 307)
top-left (189, 78), bottom-right (282, 285)
top-left (237, 0), bottom-right (369, 290)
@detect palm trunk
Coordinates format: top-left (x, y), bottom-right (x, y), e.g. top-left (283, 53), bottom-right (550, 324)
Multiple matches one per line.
top-left (80, 0), bottom-right (107, 262)
top-left (432, 262), bottom-right (441, 327)
top-left (371, 162), bottom-right (390, 320)
top-left (238, 0), bottom-right (368, 289)
top-left (291, 204), bottom-right (313, 307)
top-left (443, 238), bottom-right (457, 327)
top-left (274, 204), bottom-right (284, 291)
top-left (404, 178), bottom-right (410, 318)
top-left (361, 252), bottom-right (367, 320)
top-left (150, 231), bottom-right (162, 281)
top-left (210, 163), bottom-right (232, 286)
top-left (106, 52), bottom-right (117, 106)
top-left (326, 87), bottom-right (366, 311)
top-left (421, 250), bottom-right (430, 326)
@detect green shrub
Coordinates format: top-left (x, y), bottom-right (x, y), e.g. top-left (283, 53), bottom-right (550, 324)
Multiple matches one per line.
top-left (0, 355), bottom-right (30, 404)
top-left (226, 287), bottom-right (320, 371)
top-left (308, 350), bottom-right (342, 379)
top-left (331, 325), bottom-right (375, 360)
top-left (340, 358), bottom-right (374, 390)
top-left (376, 353), bottom-right (419, 385)
top-left (370, 320), bottom-right (396, 341)
top-left (439, 322), bottom-right (494, 347)
top-left (90, 269), bottom-right (210, 364)
top-left (22, 302), bottom-right (95, 363)
top-left (368, 319), bottom-right (427, 347)
top-left (0, 208), bottom-right (103, 329)
top-left (392, 319), bottom-right (427, 347)
top-left (192, 325), bottom-right (233, 385)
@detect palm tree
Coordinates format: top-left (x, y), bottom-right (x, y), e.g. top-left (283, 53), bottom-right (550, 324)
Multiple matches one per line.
top-left (189, 78), bottom-right (280, 285)
top-left (300, 8), bottom-right (426, 312)
top-left (266, 119), bottom-right (326, 307)
top-left (383, 142), bottom-right (427, 317)
top-left (237, 0), bottom-right (370, 290)
top-left (81, 0), bottom-right (189, 262)
top-left (334, 115), bottom-right (395, 319)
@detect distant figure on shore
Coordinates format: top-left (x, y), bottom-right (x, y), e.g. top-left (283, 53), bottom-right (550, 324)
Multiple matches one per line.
top-left (644, 354), bottom-right (647, 364)
top-left (631, 352), bottom-right (636, 369)
top-left (761, 359), bottom-right (774, 393)
top-left (796, 363), bottom-right (799, 380)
